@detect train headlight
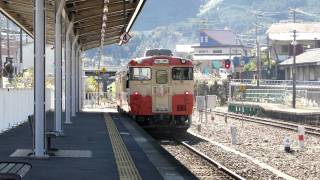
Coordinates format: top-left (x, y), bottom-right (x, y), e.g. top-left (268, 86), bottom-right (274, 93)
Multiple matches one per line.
top-left (133, 91), bottom-right (139, 95)
top-left (185, 91), bottom-right (190, 95)
top-left (181, 59), bottom-right (186, 64)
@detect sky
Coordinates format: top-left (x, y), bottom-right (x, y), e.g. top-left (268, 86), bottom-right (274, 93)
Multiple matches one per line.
top-left (132, 0), bottom-right (202, 31)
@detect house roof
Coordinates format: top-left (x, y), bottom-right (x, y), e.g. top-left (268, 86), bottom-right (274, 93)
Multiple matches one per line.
top-left (280, 48), bottom-right (320, 66)
top-left (0, 0), bottom-right (146, 50)
top-left (193, 54), bottom-right (240, 61)
top-left (202, 29), bottom-right (237, 45)
top-left (267, 22), bottom-right (320, 41)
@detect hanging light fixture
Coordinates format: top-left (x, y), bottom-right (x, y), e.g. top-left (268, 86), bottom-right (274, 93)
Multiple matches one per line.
top-left (101, 0), bottom-right (109, 46)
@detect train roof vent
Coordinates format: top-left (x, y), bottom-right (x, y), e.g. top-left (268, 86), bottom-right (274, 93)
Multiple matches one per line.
top-left (145, 49), bottom-right (173, 57)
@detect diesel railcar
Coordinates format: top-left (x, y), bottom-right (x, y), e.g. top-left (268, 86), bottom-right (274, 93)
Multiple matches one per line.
top-left (116, 49), bottom-right (194, 130)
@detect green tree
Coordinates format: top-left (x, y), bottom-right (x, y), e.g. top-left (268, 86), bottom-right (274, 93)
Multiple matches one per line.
top-left (243, 60), bottom-right (256, 72)
top-left (85, 76), bottom-right (98, 92)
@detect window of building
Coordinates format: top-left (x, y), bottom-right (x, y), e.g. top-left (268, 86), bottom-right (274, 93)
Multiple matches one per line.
top-left (298, 67), bottom-right (304, 81)
top-left (129, 67), bottom-right (151, 80)
top-left (281, 45), bottom-right (289, 53)
top-left (156, 70), bottom-right (168, 84)
top-left (199, 50), bottom-right (209, 54)
top-left (315, 67), bottom-right (320, 81)
top-left (205, 36), bottom-right (209, 42)
top-left (310, 66), bottom-right (315, 81)
top-left (212, 50), bottom-right (222, 54)
top-left (172, 67), bottom-right (193, 80)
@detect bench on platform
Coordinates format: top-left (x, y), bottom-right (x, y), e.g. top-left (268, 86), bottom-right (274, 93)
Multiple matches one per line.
top-left (27, 115), bottom-right (59, 153)
top-left (0, 162), bottom-right (31, 180)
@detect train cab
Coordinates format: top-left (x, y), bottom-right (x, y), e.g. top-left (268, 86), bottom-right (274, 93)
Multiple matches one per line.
top-left (116, 49), bottom-right (194, 130)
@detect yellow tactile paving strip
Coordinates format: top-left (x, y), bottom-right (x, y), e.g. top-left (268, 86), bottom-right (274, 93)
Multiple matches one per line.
top-left (104, 114), bottom-right (142, 180)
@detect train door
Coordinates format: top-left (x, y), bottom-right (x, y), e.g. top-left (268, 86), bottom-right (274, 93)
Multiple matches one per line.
top-left (152, 68), bottom-right (171, 113)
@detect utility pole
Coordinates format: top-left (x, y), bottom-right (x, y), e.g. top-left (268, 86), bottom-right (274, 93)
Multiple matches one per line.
top-left (267, 35), bottom-right (270, 79)
top-left (289, 7), bottom-right (297, 23)
top-left (97, 45), bottom-right (102, 105)
top-left (19, 28), bottom-right (22, 74)
top-left (293, 8), bottom-right (296, 23)
top-left (292, 30), bottom-right (297, 109)
top-left (6, 18), bottom-right (9, 57)
top-left (255, 15), bottom-right (260, 87)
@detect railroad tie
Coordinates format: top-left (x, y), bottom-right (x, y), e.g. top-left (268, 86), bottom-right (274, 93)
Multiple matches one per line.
top-left (104, 114), bottom-right (142, 180)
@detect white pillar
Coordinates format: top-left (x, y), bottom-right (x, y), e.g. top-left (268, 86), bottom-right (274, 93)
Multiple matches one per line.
top-left (71, 35), bottom-right (78, 117)
top-left (75, 48), bottom-right (78, 113)
top-left (54, 0), bottom-right (65, 134)
top-left (81, 56), bottom-right (85, 111)
top-left (298, 126), bottom-right (305, 149)
top-left (34, 0), bottom-right (46, 157)
top-left (65, 21), bottom-right (73, 124)
top-left (76, 46), bottom-right (81, 112)
top-left (230, 125), bottom-right (238, 145)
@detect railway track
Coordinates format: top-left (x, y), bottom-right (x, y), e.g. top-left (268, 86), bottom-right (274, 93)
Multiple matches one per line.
top-left (213, 110), bottom-right (320, 136)
top-left (159, 136), bottom-right (245, 180)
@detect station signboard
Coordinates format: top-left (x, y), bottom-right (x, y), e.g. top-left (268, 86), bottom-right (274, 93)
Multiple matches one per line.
top-left (206, 95), bottom-right (217, 109)
top-left (196, 96), bottom-right (205, 112)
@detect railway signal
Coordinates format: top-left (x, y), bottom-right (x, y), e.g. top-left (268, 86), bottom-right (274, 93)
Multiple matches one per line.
top-left (224, 59), bottom-right (231, 69)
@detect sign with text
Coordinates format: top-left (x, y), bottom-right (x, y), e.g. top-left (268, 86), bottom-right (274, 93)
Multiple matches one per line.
top-left (196, 96), bottom-right (205, 111)
top-left (206, 95), bottom-right (217, 109)
top-left (120, 32), bottom-right (132, 44)
top-left (154, 59), bottom-right (169, 64)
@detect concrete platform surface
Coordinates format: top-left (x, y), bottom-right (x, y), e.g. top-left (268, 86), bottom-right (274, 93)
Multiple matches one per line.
top-left (0, 112), bottom-right (196, 180)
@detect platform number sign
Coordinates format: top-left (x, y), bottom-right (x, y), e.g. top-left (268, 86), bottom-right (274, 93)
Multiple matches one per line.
top-left (120, 32), bottom-right (132, 44)
top-left (239, 84), bottom-right (246, 100)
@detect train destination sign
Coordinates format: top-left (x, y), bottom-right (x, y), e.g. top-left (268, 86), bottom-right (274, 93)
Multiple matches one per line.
top-left (154, 59), bottom-right (169, 64)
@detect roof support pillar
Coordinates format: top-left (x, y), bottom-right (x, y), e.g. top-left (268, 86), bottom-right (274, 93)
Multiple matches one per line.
top-left (79, 51), bottom-right (84, 111)
top-left (54, 0), bottom-right (65, 135)
top-left (71, 35), bottom-right (78, 117)
top-left (76, 46), bottom-right (81, 113)
top-left (65, 20), bottom-right (73, 124)
top-left (33, 0), bottom-right (46, 157)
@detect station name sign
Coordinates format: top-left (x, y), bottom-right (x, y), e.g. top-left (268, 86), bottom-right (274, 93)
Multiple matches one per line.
top-left (154, 59), bottom-right (169, 64)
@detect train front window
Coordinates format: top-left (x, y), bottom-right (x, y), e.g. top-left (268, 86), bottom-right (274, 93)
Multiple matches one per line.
top-left (172, 67), bottom-right (193, 80)
top-left (156, 70), bottom-right (168, 84)
top-left (129, 67), bottom-right (151, 80)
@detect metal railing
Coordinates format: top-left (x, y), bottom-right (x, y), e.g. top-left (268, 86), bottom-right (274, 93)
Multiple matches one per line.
top-left (231, 87), bottom-right (320, 108)
top-left (83, 92), bottom-right (116, 108)
top-left (231, 79), bottom-right (320, 89)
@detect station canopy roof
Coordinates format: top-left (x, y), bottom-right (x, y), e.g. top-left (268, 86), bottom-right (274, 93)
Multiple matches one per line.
top-left (0, 0), bottom-right (145, 50)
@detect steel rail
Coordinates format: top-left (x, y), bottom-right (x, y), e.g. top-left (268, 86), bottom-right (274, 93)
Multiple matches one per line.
top-left (213, 111), bottom-right (320, 136)
top-left (179, 140), bottom-right (246, 180)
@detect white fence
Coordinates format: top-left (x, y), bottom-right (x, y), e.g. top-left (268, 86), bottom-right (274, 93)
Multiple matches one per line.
top-left (0, 88), bottom-right (54, 132)
top-left (83, 92), bottom-right (116, 108)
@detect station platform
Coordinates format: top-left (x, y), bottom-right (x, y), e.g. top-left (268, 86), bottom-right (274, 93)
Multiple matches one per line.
top-left (0, 110), bottom-right (196, 180)
top-left (228, 102), bottom-right (320, 124)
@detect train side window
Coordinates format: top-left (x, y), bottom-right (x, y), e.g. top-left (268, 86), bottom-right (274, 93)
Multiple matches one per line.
top-left (156, 70), bottom-right (168, 84)
top-left (129, 67), bottom-right (151, 80)
top-left (126, 73), bottom-right (129, 88)
top-left (172, 67), bottom-right (193, 80)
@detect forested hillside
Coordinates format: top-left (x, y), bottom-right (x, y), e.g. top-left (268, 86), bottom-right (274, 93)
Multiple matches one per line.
top-left (85, 0), bottom-right (320, 63)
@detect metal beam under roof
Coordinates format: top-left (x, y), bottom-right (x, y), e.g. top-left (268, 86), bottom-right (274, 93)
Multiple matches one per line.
top-left (0, 0), bottom-right (146, 50)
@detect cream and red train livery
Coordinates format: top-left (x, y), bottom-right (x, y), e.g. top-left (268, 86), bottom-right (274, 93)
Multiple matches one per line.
top-left (116, 51), bottom-right (193, 130)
